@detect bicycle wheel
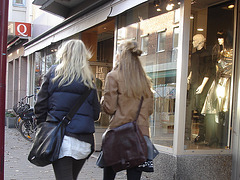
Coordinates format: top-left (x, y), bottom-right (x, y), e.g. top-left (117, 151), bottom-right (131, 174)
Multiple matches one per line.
top-left (15, 116), bottom-right (22, 129)
top-left (19, 120), bottom-right (36, 142)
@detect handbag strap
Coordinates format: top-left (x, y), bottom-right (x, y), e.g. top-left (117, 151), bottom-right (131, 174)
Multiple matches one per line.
top-left (62, 89), bottom-right (92, 124)
top-left (134, 96), bottom-right (144, 122)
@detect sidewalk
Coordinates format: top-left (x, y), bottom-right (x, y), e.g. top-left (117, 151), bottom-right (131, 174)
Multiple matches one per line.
top-left (4, 127), bottom-right (150, 180)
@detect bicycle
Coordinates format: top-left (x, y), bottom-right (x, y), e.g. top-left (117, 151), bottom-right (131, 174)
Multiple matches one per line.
top-left (13, 95), bottom-right (37, 142)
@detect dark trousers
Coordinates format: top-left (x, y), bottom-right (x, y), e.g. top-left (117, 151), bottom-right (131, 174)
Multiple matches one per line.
top-left (103, 166), bottom-right (142, 180)
top-left (52, 156), bottom-right (86, 180)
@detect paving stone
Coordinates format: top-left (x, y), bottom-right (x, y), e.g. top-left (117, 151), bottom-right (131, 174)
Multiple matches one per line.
top-left (4, 127), bottom-right (150, 180)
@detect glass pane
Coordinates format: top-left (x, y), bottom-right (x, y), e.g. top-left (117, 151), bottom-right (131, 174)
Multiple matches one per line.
top-left (34, 46), bottom-right (58, 95)
top-left (172, 27), bottom-right (179, 62)
top-left (34, 52), bottom-right (43, 94)
top-left (13, 0), bottom-right (24, 6)
top-left (15, 0), bottom-right (23, 4)
top-left (157, 31), bottom-right (166, 52)
top-left (185, 0), bottom-right (235, 150)
top-left (117, 1), bottom-right (180, 147)
top-left (174, 9), bottom-right (180, 23)
top-left (173, 27), bottom-right (179, 48)
top-left (141, 36), bottom-right (149, 55)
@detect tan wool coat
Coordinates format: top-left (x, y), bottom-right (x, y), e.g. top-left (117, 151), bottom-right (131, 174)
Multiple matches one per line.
top-left (101, 69), bottom-right (154, 137)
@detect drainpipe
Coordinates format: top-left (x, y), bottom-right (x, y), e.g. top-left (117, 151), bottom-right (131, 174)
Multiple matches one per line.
top-left (0, 0), bottom-right (9, 179)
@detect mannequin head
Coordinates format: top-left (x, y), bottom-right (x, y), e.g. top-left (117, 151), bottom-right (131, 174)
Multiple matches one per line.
top-left (218, 38), bottom-right (224, 45)
top-left (192, 34), bottom-right (206, 50)
top-left (216, 31), bottom-right (225, 46)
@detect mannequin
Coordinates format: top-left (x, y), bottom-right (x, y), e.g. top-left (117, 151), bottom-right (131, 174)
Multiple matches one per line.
top-left (186, 34), bottom-right (212, 143)
top-left (201, 31), bottom-right (232, 147)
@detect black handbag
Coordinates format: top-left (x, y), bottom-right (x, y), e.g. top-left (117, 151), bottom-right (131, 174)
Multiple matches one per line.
top-left (102, 97), bottom-right (148, 172)
top-left (28, 89), bottom-right (91, 167)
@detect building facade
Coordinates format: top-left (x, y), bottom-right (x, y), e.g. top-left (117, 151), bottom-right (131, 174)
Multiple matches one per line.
top-left (6, 0), bottom-right (63, 109)
top-left (20, 0), bottom-right (240, 179)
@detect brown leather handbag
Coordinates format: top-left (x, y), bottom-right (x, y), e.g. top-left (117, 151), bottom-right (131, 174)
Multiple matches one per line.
top-left (102, 97), bottom-right (147, 172)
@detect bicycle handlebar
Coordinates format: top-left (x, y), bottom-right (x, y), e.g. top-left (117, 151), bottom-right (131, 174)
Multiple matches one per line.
top-left (19, 94), bottom-right (36, 104)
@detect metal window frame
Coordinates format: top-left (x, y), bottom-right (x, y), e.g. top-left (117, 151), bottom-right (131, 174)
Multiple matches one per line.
top-left (231, 0), bottom-right (240, 179)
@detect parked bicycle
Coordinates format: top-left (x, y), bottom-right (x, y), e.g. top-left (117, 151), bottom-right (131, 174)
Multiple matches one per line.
top-left (13, 95), bottom-right (37, 142)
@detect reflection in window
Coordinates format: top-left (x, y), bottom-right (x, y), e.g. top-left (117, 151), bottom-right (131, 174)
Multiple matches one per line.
top-left (34, 50), bottom-right (57, 95)
top-left (13, 0), bottom-right (25, 6)
top-left (141, 35), bottom-right (149, 55)
top-left (174, 8), bottom-right (180, 23)
top-left (157, 30), bottom-right (166, 52)
top-left (172, 27), bottom-right (179, 61)
top-left (117, 1), bottom-right (180, 148)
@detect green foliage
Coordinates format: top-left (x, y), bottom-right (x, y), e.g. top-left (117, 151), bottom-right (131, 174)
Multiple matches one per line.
top-left (5, 111), bottom-right (16, 117)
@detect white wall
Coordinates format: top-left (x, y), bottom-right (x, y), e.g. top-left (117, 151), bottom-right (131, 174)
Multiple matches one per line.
top-left (8, 0), bottom-right (64, 38)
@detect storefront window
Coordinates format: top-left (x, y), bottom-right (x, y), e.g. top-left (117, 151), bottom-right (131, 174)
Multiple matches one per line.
top-left (117, 1), bottom-right (180, 147)
top-left (34, 46), bottom-right (58, 94)
top-left (185, 0), bottom-right (235, 150)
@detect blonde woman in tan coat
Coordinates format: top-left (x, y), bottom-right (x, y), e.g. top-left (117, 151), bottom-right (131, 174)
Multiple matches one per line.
top-left (101, 40), bottom-right (154, 180)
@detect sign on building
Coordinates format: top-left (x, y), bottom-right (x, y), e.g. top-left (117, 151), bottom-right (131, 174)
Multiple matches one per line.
top-left (8, 22), bottom-right (31, 37)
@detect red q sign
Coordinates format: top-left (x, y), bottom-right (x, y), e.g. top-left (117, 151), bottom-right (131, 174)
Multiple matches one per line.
top-left (15, 22), bottom-right (31, 37)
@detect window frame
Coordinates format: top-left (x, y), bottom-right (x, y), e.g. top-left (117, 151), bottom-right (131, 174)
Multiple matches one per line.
top-left (174, 8), bottom-right (180, 23)
top-left (157, 29), bottom-right (167, 53)
top-left (172, 26), bottom-right (180, 62)
top-left (140, 34), bottom-right (149, 56)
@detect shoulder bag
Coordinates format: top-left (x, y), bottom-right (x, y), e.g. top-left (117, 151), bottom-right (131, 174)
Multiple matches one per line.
top-left (28, 89), bottom-right (92, 167)
top-left (102, 97), bottom-right (148, 172)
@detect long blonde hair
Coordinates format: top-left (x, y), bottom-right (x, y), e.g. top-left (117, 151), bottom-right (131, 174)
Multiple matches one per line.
top-left (52, 40), bottom-right (95, 88)
top-left (117, 41), bottom-right (152, 98)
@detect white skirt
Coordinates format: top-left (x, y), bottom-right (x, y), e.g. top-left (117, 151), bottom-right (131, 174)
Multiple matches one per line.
top-left (58, 135), bottom-right (91, 160)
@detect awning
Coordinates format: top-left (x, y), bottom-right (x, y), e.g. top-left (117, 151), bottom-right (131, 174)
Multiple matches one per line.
top-left (24, 0), bottom-right (149, 56)
top-left (24, 2), bottom-right (111, 56)
top-left (147, 70), bottom-right (177, 79)
top-left (109, 0), bottom-right (148, 17)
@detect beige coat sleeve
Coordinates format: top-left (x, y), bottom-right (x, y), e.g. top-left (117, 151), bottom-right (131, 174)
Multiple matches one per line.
top-left (101, 72), bottom-right (118, 115)
top-left (148, 91), bottom-right (154, 116)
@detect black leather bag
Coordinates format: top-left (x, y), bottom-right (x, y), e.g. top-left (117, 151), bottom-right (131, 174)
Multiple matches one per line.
top-left (28, 90), bottom-right (91, 167)
top-left (102, 97), bottom-right (147, 172)
top-left (28, 114), bottom-right (66, 167)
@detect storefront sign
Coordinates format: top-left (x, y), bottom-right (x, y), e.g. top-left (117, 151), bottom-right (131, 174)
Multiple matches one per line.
top-left (8, 22), bottom-right (31, 37)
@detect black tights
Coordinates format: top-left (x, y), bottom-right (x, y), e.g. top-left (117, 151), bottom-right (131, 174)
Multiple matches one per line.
top-left (52, 156), bottom-right (86, 180)
top-left (103, 166), bottom-right (142, 180)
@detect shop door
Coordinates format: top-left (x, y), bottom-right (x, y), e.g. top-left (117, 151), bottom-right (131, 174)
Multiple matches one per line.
top-left (82, 19), bottom-right (115, 150)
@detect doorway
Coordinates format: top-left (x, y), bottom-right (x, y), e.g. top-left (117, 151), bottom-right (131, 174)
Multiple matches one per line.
top-left (82, 18), bottom-right (115, 150)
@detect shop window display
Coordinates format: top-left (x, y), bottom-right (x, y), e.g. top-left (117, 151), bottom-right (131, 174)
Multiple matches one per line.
top-left (185, 0), bottom-right (235, 149)
top-left (117, 1), bottom-right (180, 147)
